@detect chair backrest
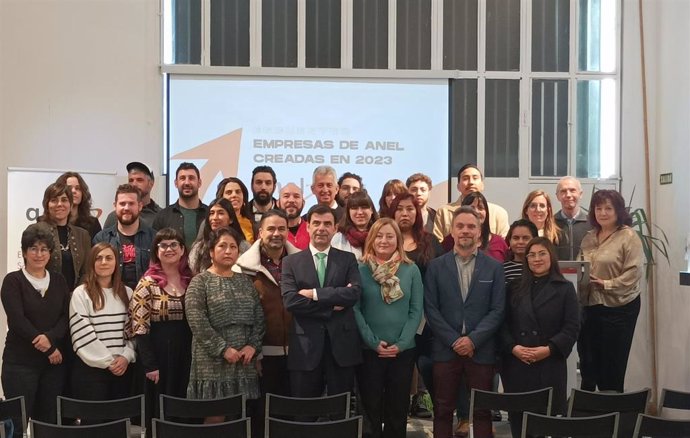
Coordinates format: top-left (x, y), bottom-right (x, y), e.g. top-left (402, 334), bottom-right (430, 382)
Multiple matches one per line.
top-left (30, 418), bottom-right (130, 438)
top-left (159, 393), bottom-right (245, 421)
top-left (633, 413), bottom-right (690, 438)
top-left (522, 412), bottom-right (619, 438)
top-left (265, 392), bottom-right (350, 421)
top-left (469, 387), bottom-right (552, 424)
top-left (568, 388), bottom-right (650, 438)
top-left (266, 416), bottom-right (362, 438)
top-left (57, 395), bottom-right (145, 437)
top-left (659, 389), bottom-right (690, 414)
top-left (152, 417), bottom-right (250, 438)
top-left (0, 396), bottom-right (27, 438)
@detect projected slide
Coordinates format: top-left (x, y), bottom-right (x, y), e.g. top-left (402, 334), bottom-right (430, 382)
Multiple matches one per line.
top-left (168, 77), bottom-right (449, 208)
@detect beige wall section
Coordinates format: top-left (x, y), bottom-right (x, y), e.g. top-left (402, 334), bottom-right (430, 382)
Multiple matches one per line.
top-left (0, 0), bottom-right (163, 394)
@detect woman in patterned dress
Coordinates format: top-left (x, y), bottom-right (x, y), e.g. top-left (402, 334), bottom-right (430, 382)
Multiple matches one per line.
top-left (126, 228), bottom-right (193, 414)
top-left (186, 226), bottom-right (265, 423)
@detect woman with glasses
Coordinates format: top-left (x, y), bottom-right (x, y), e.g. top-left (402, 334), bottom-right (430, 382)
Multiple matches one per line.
top-left (331, 191), bottom-right (379, 260)
top-left (186, 227), bottom-right (265, 423)
top-left (1, 225), bottom-right (70, 425)
top-left (500, 237), bottom-right (579, 437)
top-left (126, 228), bottom-right (193, 415)
top-left (521, 190), bottom-right (563, 246)
top-left (578, 190), bottom-right (643, 392)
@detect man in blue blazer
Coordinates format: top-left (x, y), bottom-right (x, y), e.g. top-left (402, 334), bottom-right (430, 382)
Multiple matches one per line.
top-left (424, 206), bottom-right (505, 438)
top-left (281, 204), bottom-right (362, 397)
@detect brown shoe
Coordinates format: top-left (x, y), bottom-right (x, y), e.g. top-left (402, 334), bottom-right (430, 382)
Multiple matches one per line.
top-left (454, 419), bottom-right (470, 437)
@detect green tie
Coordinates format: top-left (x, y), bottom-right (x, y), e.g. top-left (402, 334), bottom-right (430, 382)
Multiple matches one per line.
top-left (316, 252), bottom-right (327, 287)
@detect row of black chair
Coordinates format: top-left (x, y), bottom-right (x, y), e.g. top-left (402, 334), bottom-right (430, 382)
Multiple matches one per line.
top-left (470, 387), bottom-right (690, 438)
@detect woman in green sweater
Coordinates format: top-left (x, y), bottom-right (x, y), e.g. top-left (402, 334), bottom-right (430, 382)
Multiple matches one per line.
top-left (354, 218), bottom-right (424, 438)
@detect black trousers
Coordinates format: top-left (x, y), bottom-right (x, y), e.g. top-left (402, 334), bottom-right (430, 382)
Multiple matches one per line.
top-left (578, 295), bottom-right (641, 392)
top-left (250, 355), bottom-right (290, 438)
top-left (357, 348), bottom-right (416, 438)
top-left (2, 361), bottom-right (64, 425)
top-left (290, 337), bottom-right (355, 399)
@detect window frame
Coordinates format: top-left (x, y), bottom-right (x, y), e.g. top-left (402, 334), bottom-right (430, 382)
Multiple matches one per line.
top-left (161, 0), bottom-right (622, 184)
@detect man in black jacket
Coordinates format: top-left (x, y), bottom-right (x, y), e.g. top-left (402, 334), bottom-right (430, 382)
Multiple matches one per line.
top-left (554, 176), bottom-right (592, 260)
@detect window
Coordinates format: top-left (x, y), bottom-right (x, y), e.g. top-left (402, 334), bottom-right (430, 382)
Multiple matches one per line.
top-left (163, 0), bottom-right (621, 182)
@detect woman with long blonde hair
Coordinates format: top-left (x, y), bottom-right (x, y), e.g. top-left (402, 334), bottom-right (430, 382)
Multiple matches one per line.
top-left (521, 190), bottom-right (562, 245)
top-left (354, 218), bottom-right (423, 438)
top-left (69, 242), bottom-right (135, 401)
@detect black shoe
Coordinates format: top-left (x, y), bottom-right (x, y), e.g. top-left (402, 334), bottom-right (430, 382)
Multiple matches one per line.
top-left (410, 393), bottom-right (432, 419)
top-left (492, 409), bottom-right (502, 421)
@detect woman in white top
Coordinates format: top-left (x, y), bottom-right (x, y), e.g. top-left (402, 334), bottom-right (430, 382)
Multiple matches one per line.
top-left (69, 242), bottom-right (135, 400)
top-left (331, 191), bottom-right (378, 260)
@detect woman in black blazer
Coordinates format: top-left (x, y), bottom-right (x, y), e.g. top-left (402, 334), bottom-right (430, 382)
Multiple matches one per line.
top-left (500, 237), bottom-right (580, 437)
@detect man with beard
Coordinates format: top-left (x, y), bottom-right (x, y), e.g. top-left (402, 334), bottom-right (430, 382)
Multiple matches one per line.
top-left (103, 161), bottom-right (161, 229)
top-left (304, 165), bottom-right (344, 223)
top-left (233, 209), bottom-right (299, 437)
top-left (278, 183), bottom-right (309, 249)
top-left (152, 162), bottom-right (208, 249)
top-left (93, 184), bottom-right (155, 289)
top-left (424, 206), bottom-right (504, 438)
top-left (336, 172), bottom-right (362, 207)
top-left (248, 166), bottom-right (278, 223)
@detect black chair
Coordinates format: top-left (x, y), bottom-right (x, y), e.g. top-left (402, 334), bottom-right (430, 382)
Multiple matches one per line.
top-left (632, 413), bottom-right (690, 438)
top-left (0, 396), bottom-right (27, 438)
top-left (57, 395), bottom-right (145, 438)
top-left (266, 416), bottom-right (362, 438)
top-left (30, 418), bottom-right (130, 438)
top-left (568, 388), bottom-right (650, 438)
top-left (152, 417), bottom-right (249, 438)
top-left (522, 411), bottom-right (619, 438)
top-left (159, 394), bottom-right (245, 421)
top-left (469, 388), bottom-right (552, 437)
top-left (658, 389), bottom-right (690, 415)
top-left (264, 392), bottom-right (351, 422)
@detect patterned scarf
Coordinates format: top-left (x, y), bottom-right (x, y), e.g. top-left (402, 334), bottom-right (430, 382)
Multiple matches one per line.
top-left (368, 253), bottom-right (404, 304)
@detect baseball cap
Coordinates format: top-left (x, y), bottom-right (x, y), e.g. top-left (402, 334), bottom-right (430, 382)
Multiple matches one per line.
top-left (126, 161), bottom-right (154, 180)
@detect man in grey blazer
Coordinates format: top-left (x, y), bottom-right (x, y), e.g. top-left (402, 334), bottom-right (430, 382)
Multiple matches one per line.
top-left (281, 204), bottom-right (362, 397)
top-left (424, 206), bottom-right (505, 438)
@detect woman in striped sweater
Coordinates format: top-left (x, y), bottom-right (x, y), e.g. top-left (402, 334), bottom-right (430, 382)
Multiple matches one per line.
top-left (69, 242), bottom-right (136, 400)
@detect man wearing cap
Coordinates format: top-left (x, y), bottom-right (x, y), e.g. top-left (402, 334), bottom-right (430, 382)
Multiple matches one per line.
top-left (104, 161), bottom-right (161, 229)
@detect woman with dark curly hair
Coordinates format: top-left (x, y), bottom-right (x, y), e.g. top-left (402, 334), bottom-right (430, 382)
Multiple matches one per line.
top-left (1, 225), bottom-right (70, 426)
top-left (56, 172), bottom-right (102, 240)
top-left (578, 189), bottom-right (643, 392)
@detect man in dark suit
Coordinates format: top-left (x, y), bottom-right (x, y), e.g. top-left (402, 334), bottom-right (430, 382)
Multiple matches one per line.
top-left (424, 206), bottom-right (505, 438)
top-left (281, 204), bottom-right (362, 397)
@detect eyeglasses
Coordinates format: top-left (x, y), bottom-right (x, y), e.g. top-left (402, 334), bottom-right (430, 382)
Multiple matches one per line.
top-left (526, 251), bottom-right (549, 260)
top-left (158, 242), bottom-right (181, 251)
top-left (27, 246), bottom-right (50, 254)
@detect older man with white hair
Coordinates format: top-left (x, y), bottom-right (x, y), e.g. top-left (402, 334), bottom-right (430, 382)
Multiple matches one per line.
top-left (554, 176), bottom-right (592, 260)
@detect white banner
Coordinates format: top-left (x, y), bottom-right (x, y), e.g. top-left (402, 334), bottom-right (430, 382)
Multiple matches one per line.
top-left (6, 168), bottom-right (118, 273)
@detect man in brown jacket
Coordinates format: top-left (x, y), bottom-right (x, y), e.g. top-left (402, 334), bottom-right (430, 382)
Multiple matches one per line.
top-left (233, 209), bottom-right (299, 436)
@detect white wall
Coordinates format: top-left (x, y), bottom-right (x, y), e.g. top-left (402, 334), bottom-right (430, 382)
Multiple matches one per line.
top-left (0, 0), bottom-right (164, 278)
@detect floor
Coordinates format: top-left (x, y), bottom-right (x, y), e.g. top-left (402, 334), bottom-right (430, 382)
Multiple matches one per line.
top-left (406, 414), bottom-right (513, 437)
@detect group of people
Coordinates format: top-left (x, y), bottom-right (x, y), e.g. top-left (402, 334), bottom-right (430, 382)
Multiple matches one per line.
top-left (1, 161), bottom-right (643, 438)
